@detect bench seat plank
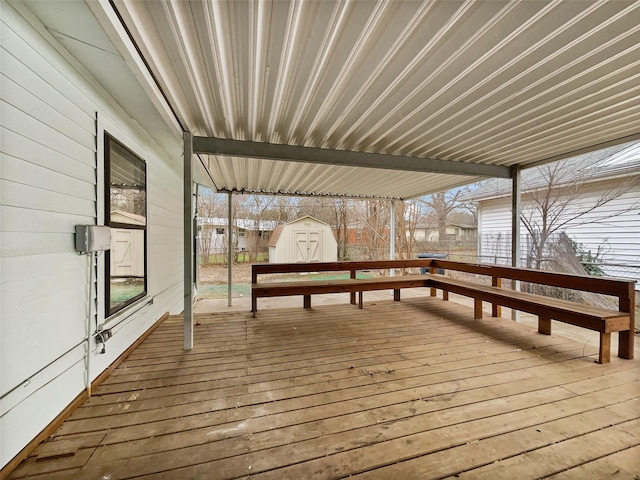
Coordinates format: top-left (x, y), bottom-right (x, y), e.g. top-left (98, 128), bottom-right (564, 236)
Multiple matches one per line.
top-left (253, 274), bottom-right (428, 294)
top-left (428, 275), bottom-right (629, 331)
top-left (251, 275), bottom-right (429, 312)
top-left (428, 274), bottom-right (631, 364)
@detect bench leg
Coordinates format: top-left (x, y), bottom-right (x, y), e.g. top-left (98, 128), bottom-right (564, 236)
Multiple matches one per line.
top-left (251, 296), bottom-right (257, 317)
top-left (358, 291), bottom-right (363, 309)
top-left (394, 289), bottom-right (400, 301)
top-left (430, 287), bottom-right (437, 297)
top-left (599, 332), bottom-right (611, 364)
top-left (491, 277), bottom-right (502, 317)
top-left (618, 331), bottom-right (634, 360)
top-left (303, 295), bottom-right (311, 309)
top-left (474, 299), bottom-right (483, 319)
top-left (538, 316), bottom-right (551, 335)
top-left (350, 270), bottom-right (357, 305)
top-left (442, 290), bottom-right (449, 301)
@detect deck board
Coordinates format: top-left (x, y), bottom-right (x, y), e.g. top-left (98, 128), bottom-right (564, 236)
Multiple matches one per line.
top-left (8, 297), bottom-right (639, 479)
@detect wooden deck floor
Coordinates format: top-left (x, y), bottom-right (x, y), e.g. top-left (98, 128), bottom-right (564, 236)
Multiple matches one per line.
top-left (8, 297), bottom-right (640, 479)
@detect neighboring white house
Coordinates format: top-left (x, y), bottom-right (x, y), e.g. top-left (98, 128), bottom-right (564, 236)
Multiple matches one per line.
top-left (198, 217), bottom-right (277, 253)
top-left (411, 223), bottom-right (477, 243)
top-left (464, 142), bottom-right (640, 285)
top-left (269, 216), bottom-right (338, 263)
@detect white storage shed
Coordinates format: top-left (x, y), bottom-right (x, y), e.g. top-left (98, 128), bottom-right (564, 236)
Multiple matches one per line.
top-left (269, 216), bottom-right (338, 263)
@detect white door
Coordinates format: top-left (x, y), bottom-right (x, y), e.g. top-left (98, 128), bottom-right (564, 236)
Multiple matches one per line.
top-left (294, 230), bottom-right (322, 262)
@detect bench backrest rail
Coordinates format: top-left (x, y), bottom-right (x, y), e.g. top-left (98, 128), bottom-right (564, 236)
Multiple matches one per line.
top-left (251, 259), bottom-right (435, 283)
top-left (431, 259), bottom-right (636, 312)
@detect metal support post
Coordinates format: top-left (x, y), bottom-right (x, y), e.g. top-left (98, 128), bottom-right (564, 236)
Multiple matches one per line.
top-left (227, 191), bottom-right (233, 307)
top-left (511, 165), bottom-right (521, 322)
top-left (184, 132), bottom-right (194, 350)
top-left (390, 200), bottom-right (396, 277)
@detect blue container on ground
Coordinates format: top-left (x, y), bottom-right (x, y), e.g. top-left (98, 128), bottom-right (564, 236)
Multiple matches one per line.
top-left (418, 253), bottom-right (447, 274)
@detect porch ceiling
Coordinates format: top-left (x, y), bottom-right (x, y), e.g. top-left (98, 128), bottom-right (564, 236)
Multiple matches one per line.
top-left (26, 0), bottom-right (640, 198)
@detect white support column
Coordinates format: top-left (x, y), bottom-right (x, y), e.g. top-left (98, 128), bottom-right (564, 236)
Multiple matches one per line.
top-left (184, 132), bottom-right (194, 350)
top-left (227, 191), bottom-right (233, 307)
top-left (511, 165), bottom-right (521, 322)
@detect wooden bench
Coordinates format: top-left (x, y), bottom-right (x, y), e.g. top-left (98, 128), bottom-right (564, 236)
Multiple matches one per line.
top-left (251, 259), bottom-right (434, 315)
top-left (427, 260), bottom-right (636, 364)
top-left (252, 274), bottom-right (429, 310)
top-left (251, 259), bottom-right (635, 364)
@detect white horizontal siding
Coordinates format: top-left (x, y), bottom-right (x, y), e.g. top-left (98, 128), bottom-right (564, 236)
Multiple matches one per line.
top-left (477, 199), bottom-right (515, 263)
top-left (1, 71), bottom-right (95, 149)
top-left (1, 0), bottom-right (97, 417)
top-left (1, 354), bottom-right (87, 468)
top-left (477, 182), bottom-right (640, 283)
top-left (146, 153), bottom-right (183, 295)
top-left (1, 2), bottom-right (183, 469)
top-left (0, 10), bottom-right (97, 118)
top-left (1, 100), bottom-right (94, 164)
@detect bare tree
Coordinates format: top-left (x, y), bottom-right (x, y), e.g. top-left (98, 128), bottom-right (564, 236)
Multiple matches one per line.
top-left (271, 195), bottom-right (295, 223)
top-left (520, 157), bottom-right (640, 269)
top-left (456, 183), bottom-right (484, 225)
top-left (361, 199), bottom-right (390, 260)
top-left (424, 191), bottom-right (463, 245)
top-left (236, 194), bottom-right (276, 262)
top-left (331, 198), bottom-right (349, 260)
top-left (394, 199), bottom-right (427, 260)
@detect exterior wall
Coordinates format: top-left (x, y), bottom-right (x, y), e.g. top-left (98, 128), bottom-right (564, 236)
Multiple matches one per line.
top-left (0, 3), bottom-right (183, 469)
top-left (477, 181), bottom-right (640, 283)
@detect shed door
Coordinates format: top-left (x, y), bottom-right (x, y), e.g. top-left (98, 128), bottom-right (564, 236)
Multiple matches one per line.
top-left (111, 228), bottom-right (144, 276)
top-left (112, 229), bottom-right (134, 275)
top-left (294, 230), bottom-right (322, 262)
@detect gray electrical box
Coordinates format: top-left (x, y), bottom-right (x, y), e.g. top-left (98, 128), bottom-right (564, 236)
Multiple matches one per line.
top-left (75, 225), bottom-right (112, 253)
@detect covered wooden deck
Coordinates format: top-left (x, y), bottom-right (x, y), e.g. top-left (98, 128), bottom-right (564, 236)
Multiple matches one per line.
top-left (9, 297), bottom-right (640, 479)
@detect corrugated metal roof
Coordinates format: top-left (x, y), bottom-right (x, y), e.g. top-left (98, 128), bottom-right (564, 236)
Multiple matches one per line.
top-left (109, 1), bottom-right (640, 198)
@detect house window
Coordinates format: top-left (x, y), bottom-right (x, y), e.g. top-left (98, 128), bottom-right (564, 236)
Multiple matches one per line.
top-left (238, 229), bottom-right (245, 237)
top-left (216, 228), bottom-right (225, 235)
top-left (105, 134), bottom-right (147, 316)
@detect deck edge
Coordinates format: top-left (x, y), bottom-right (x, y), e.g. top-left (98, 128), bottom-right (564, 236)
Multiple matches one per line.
top-left (0, 312), bottom-right (169, 480)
